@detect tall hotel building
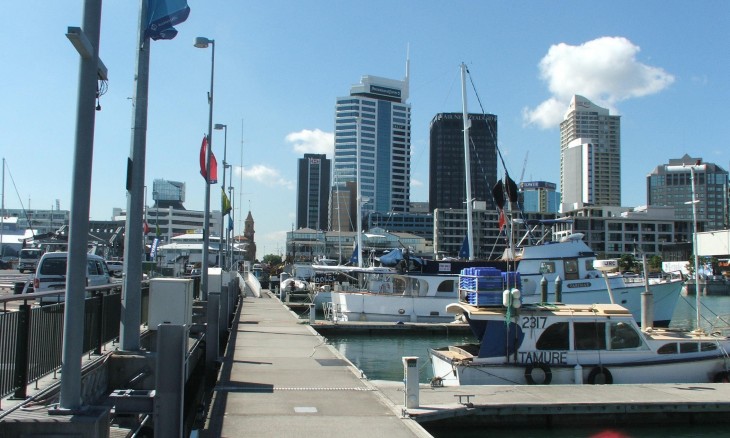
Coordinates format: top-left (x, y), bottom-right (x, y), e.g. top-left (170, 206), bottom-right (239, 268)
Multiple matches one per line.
top-left (647, 154), bottom-right (729, 231)
top-left (429, 113), bottom-right (498, 212)
top-left (296, 154), bottom-right (331, 230)
top-left (559, 95), bottom-right (621, 211)
top-left (332, 72), bottom-right (411, 227)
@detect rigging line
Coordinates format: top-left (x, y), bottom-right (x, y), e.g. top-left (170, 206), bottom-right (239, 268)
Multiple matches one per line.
top-left (3, 160), bottom-right (35, 238)
top-left (465, 67), bottom-right (512, 178)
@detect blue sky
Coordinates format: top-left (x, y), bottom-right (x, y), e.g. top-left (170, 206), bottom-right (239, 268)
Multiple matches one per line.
top-left (2, 1), bottom-right (728, 257)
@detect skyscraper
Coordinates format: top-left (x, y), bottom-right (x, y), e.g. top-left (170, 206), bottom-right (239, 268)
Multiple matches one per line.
top-left (559, 95), bottom-right (621, 211)
top-left (647, 154), bottom-right (729, 231)
top-left (332, 72), bottom-right (411, 227)
top-left (296, 154), bottom-right (331, 230)
top-left (429, 113), bottom-right (498, 212)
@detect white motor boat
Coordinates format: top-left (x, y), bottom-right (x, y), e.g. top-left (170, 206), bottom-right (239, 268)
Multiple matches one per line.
top-left (430, 296), bottom-right (730, 386)
top-left (515, 233), bottom-right (683, 327)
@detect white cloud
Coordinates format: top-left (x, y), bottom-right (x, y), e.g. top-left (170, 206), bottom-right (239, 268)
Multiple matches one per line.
top-left (241, 164), bottom-right (294, 190)
top-left (411, 178), bottom-right (423, 188)
top-left (285, 129), bottom-right (334, 156)
top-left (524, 36), bottom-right (675, 129)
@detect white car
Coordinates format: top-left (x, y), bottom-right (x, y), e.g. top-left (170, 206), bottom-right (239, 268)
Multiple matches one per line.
top-left (33, 252), bottom-right (111, 304)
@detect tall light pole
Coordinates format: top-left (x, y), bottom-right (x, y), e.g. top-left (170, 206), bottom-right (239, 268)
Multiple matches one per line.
top-left (195, 36), bottom-right (214, 300)
top-left (215, 123), bottom-right (228, 269)
top-left (687, 165), bottom-right (702, 333)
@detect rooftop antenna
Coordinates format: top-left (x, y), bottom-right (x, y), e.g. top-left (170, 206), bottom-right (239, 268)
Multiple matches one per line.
top-left (404, 44), bottom-right (410, 101)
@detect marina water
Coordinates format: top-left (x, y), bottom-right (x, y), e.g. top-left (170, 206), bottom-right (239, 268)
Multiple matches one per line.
top-left (324, 292), bottom-right (730, 437)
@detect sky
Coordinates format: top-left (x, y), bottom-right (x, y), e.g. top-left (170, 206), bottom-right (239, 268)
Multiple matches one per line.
top-left (2, 1), bottom-right (729, 258)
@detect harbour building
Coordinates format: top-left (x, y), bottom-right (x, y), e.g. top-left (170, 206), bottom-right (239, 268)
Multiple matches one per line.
top-left (332, 70), bottom-right (411, 228)
top-left (520, 181), bottom-right (560, 214)
top-left (647, 155), bottom-right (729, 231)
top-left (559, 95), bottom-right (621, 211)
top-left (296, 154), bottom-right (331, 230)
top-left (429, 113), bottom-right (498, 212)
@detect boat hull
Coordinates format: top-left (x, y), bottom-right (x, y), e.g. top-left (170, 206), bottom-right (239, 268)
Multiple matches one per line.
top-left (520, 279), bottom-right (683, 327)
top-left (331, 292), bottom-right (457, 323)
top-left (430, 347), bottom-right (730, 386)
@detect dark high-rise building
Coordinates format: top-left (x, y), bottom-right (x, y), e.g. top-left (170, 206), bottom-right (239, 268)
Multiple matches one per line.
top-left (296, 154), bottom-right (331, 230)
top-left (429, 113), bottom-right (498, 212)
top-left (647, 154), bottom-right (729, 231)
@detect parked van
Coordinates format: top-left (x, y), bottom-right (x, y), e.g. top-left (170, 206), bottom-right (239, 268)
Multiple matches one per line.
top-left (33, 252), bottom-right (111, 304)
top-left (18, 248), bottom-right (43, 273)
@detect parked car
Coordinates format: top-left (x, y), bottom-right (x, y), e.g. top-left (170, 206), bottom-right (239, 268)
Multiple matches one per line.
top-left (33, 252), bottom-right (111, 304)
top-left (106, 260), bottom-right (123, 277)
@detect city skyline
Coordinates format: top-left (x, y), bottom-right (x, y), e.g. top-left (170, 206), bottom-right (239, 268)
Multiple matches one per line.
top-left (2, 1), bottom-right (728, 256)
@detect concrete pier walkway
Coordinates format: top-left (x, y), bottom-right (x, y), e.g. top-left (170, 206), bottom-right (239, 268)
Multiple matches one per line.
top-left (201, 291), bottom-right (431, 437)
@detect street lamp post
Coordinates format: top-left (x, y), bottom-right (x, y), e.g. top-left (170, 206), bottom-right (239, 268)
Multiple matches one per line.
top-left (215, 123), bottom-right (228, 270)
top-left (195, 36), bottom-right (214, 300)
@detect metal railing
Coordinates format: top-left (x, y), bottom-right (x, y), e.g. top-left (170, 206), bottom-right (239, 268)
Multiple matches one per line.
top-left (0, 283), bottom-right (149, 400)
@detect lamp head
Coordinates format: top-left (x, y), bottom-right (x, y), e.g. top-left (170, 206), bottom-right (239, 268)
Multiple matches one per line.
top-left (194, 37), bottom-right (213, 48)
top-left (214, 123), bottom-right (226, 130)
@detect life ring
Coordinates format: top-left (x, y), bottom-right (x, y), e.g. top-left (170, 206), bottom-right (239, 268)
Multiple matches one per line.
top-left (713, 371), bottom-right (730, 383)
top-left (524, 363), bottom-right (552, 385)
top-left (587, 366), bottom-right (613, 384)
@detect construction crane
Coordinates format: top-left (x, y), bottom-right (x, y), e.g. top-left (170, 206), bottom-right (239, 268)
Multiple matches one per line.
top-left (519, 151), bottom-right (529, 185)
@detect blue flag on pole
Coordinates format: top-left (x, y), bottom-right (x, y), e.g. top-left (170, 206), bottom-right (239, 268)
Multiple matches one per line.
top-left (458, 235), bottom-right (469, 259)
top-left (146, 0), bottom-right (191, 40)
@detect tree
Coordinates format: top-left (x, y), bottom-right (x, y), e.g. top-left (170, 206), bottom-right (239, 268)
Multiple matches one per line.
top-left (619, 254), bottom-right (637, 273)
top-left (262, 254), bottom-right (282, 266)
top-left (648, 255), bottom-right (663, 273)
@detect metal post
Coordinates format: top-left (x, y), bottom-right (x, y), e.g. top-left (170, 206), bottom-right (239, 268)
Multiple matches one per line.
top-left (197, 37), bottom-right (215, 301)
top-left (640, 253), bottom-right (654, 330)
top-left (554, 276), bottom-right (562, 303)
top-left (689, 166), bottom-right (702, 333)
top-left (206, 291), bottom-right (220, 368)
top-left (12, 304), bottom-right (31, 400)
top-left (540, 276), bottom-right (548, 303)
top-left (58, 0), bottom-right (102, 412)
top-left (402, 356), bottom-right (419, 409)
top-left (155, 324), bottom-right (185, 438)
top-left (120, 0), bottom-right (149, 352)
top-left (215, 123), bottom-right (228, 270)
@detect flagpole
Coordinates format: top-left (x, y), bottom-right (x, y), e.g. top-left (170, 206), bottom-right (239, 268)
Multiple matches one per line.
top-left (195, 36), bottom-right (215, 300)
top-left (215, 123), bottom-right (228, 269)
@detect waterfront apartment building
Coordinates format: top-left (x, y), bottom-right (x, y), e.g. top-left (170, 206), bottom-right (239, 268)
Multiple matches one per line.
top-left (296, 154), bottom-right (331, 230)
top-left (520, 181), bottom-right (560, 214)
top-left (647, 155), bottom-right (729, 231)
top-left (553, 205), bottom-right (695, 259)
top-left (559, 95), bottom-right (621, 211)
top-left (1, 207), bottom-right (69, 236)
top-left (429, 113), bottom-right (498, 212)
top-left (433, 205), bottom-right (556, 259)
top-left (332, 72), bottom-right (411, 221)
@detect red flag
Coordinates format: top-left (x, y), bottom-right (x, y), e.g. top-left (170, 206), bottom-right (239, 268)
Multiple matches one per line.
top-left (143, 221), bottom-right (151, 235)
top-left (199, 135), bottom-right (218, 184)
top-left (498, 209), bottom-right (506, 231)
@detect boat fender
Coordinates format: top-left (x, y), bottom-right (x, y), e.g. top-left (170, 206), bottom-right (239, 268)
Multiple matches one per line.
top-left (713, 371), bottom-right (730, 383)
top-left (524, 363), bottom-right (552, 385)
top-left (587, 366), bottom-right (613, 384)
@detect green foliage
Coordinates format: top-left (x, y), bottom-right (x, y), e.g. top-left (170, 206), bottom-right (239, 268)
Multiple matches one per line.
top-left (648, 255), bottom-right (663, 272)
top-left (619, 254), bottom-right (637, 273)
top-left (262, 254), bottom-right (282, 266)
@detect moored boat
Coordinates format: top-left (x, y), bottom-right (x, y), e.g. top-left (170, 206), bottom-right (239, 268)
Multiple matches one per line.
top-left (429, 270), bottom-right (730, 386)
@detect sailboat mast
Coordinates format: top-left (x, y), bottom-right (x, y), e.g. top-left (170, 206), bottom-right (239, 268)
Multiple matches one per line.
top-left (460, 63), bottom-right (475, 260)
top-left (356, 117), bottom-right (363, 267)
